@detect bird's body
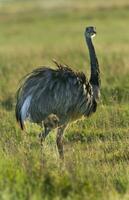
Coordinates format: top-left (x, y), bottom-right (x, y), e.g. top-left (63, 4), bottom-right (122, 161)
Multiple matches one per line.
top-left (15, 26), bottom-right (100, 159)
top-left (16, 62), bottom-right (96, 129)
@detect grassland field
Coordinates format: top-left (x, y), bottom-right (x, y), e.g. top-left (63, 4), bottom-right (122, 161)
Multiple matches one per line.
top-left (0, 0), bottom-right (129, 199)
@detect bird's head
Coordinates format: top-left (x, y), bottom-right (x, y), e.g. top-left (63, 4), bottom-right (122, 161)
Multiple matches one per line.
top-left (85, 26), bottom-right (96, 38)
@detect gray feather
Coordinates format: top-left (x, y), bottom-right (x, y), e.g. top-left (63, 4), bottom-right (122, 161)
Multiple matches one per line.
top-left (15, 62), bottom-right (96, 128)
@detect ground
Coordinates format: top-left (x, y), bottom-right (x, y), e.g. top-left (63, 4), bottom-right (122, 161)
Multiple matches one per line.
top-left (0, 0), bottom-right (129, 199)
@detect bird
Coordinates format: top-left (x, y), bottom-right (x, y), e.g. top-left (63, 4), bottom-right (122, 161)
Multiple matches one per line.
top-left (15, 26), bottom-right (100, 159)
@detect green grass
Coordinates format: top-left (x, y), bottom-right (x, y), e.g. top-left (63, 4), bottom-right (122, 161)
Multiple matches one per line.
top-left (0, 0), bottom-right (129, 199)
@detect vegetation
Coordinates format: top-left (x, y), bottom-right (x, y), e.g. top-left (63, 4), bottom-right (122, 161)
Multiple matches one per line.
top-left (0, 0), bottom-right (129, 199)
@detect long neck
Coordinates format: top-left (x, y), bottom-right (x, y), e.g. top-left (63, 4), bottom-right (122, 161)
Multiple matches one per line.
top-left (86, 36), bottom-right (100, 88)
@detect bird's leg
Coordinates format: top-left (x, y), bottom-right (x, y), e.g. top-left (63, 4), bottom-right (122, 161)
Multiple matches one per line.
top-left (56, 125), bottom-right (67, 159)
top-left (39, 114), bottom-right (59, 146)
top-left (39, 127), bottom-right (50, 168)
top-left (39, 127), bottom-right (50, 146)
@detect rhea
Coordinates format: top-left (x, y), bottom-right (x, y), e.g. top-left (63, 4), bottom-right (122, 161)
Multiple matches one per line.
top-left (15, 26), bottom-right (100, 159)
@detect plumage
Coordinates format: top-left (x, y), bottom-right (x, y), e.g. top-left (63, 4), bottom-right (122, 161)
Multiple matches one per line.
top-left (16, 63), bottom-right (95, 126)
top-left (15, 26), bottom-right (100, 159)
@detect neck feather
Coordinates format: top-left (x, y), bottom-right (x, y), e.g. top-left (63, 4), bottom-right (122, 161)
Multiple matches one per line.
top-left (86, 36), bottom-right (100, 88)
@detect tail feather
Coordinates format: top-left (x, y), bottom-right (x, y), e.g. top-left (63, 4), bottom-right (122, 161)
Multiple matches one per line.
top-left (15, 95), bottom-right (32, 130)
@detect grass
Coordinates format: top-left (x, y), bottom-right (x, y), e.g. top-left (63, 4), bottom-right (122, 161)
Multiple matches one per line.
top-left (0, 0), bottom-right (129, 199)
